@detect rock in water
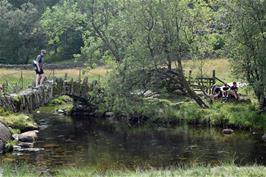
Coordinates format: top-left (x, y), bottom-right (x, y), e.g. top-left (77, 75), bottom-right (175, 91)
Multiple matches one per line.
top-left (0, 122), bottom-right (12, 153)
top-left (105, 112), bottom-right (115, 119)
top-left (18, 142), bottom-right (34, 148)
top-left (222, 129), bottom-right (234, 134)
top-left (57, 109), bottom-right (65, 114)
top-left (18, 130), bottom-right (39, 142)
top-left (262, 134), bottom-right (266, 141)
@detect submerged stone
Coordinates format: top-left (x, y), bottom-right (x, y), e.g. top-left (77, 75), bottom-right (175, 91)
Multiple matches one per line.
top-left (14, 147), bottom-right (44, 152)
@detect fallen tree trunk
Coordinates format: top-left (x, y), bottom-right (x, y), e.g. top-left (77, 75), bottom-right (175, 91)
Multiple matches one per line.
top-left (163, 69), bottom-right (209, 108)
top-left (125, 68), bottom-right (209, 108)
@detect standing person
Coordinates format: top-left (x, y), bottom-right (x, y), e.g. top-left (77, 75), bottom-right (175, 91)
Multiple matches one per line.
top-left (35, 49), bottom-right (46, 87)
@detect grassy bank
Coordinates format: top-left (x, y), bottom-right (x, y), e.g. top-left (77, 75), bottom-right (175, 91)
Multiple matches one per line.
top-left (2, 163), bottom-right (266, 177)
top-left (0, 96), bottom-right (73, 133)
top-left (106, 96), bottom-right (266, 131)
top-left (175, 101), bottom-right (266, 130)
top-left (0, 108), bottom-right (37, 133)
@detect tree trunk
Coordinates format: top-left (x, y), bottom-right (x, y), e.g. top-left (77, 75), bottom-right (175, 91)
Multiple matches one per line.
top-left (167, 68), bottom-right (209, 109)
top-left (175, 59), bottom-right (209, 108)
top-left (181, 74), bottom-right (209, 108)
top-left (255, 87), bottom-right (266, 113)
top-left (258, 93), bottom-right (266, 113)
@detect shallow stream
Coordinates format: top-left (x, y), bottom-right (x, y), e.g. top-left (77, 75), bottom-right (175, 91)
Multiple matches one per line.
top-left (1, 110), bottom-right (266, 171)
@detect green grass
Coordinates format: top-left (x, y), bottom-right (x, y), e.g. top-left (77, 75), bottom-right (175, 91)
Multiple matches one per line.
top-left (0, 67), bottom-right (109, 93)
top-left (2, 163), bottom-right (266, 177)
top-left (0, 58), bottom-right (230, 92)
top-left (183, 58), bottom-right (236, 83)
top-left (0, 108), bottom-right (37, 132)
top-left (176, 102), bottom-right (266, 130)
top-left (106, 96), bottom-right (266, 130)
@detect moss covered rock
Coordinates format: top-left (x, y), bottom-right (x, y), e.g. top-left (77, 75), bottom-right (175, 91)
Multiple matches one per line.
top-left (0, 122), bottom-right (12, 153)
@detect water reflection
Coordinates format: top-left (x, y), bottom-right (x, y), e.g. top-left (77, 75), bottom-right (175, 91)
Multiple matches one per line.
top-left (1, 112), bottom-right (266, 170)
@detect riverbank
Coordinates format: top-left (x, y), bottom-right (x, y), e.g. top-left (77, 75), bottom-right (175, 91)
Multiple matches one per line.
top-left (0, 108), bottom-right (37, 133)
top-left (1, 99), bottom-right (265, 176)
top-left (2, 163), bottom-right (266, 177)
top-left (101, 96), bottom-right (266, 132)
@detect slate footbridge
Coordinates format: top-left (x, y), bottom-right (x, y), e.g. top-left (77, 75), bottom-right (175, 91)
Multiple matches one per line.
top-left (0, 77), bottom-right (97, 113)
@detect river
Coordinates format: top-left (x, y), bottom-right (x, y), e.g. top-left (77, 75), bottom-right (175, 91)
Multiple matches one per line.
top-left (1, 109), bottom-right (266, 171)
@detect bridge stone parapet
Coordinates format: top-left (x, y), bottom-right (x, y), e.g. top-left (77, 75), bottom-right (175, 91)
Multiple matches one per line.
top-left (0, 77), bottom-right (93, 113)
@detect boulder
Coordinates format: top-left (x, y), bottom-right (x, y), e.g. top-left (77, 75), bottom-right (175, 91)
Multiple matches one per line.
top-left (18, 130), bottom-right (39, 142)
top-left (222, 128), bottom-right (234, 135)
top-left (0, 140), bottom-right (4, 154)
top-left (262, 134), bottom-right (266, 141)
top-left (0, 122), bottom-right (12, 153)
top-left (0, 122), bottom-right (12, 142)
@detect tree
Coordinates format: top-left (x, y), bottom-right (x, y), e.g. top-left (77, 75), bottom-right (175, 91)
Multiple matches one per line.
top-left (227, 0), bottom-right (266, 111)
top-left (41, 0), bottom-right (86, 61)
top-left (0, 0), bottom-right (44, 64)
top-left (39, 0), bottom-right (221, 108)
top-left (80, 0), bottom-right (210, 108)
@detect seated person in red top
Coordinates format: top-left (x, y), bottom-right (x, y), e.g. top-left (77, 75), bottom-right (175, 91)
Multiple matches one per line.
top-left (229, 82), bottom-right (239, 100)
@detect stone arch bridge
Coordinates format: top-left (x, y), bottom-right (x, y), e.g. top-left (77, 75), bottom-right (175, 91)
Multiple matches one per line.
top-left (0, 77), bottom-right (100, 113)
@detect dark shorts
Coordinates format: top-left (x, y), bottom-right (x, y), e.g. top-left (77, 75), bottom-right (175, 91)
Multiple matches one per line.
top-left (35, 68), bottom-right (44, 75)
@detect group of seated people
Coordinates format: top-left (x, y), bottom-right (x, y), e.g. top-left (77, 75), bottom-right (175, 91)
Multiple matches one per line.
top-left (211, 82), bottom-right (239, 100)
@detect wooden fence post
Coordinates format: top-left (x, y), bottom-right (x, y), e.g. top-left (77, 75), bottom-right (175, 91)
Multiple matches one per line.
top-left (6, 80), bottom-right (8, 92)
top-left (64, 73), bottom-right (68, 80)
top-left (78, 68), bottom-right (81, 82)
top-left (52, 69), bottom-right (55, 80)
top-left (188, 70), bottom-right (192, 84)
top-left (21, 71), bottom-right (23, 90)
top-left (212, 70), bottom-right (216, 85)
top-left (2, 83), bottom-right (5, 93)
